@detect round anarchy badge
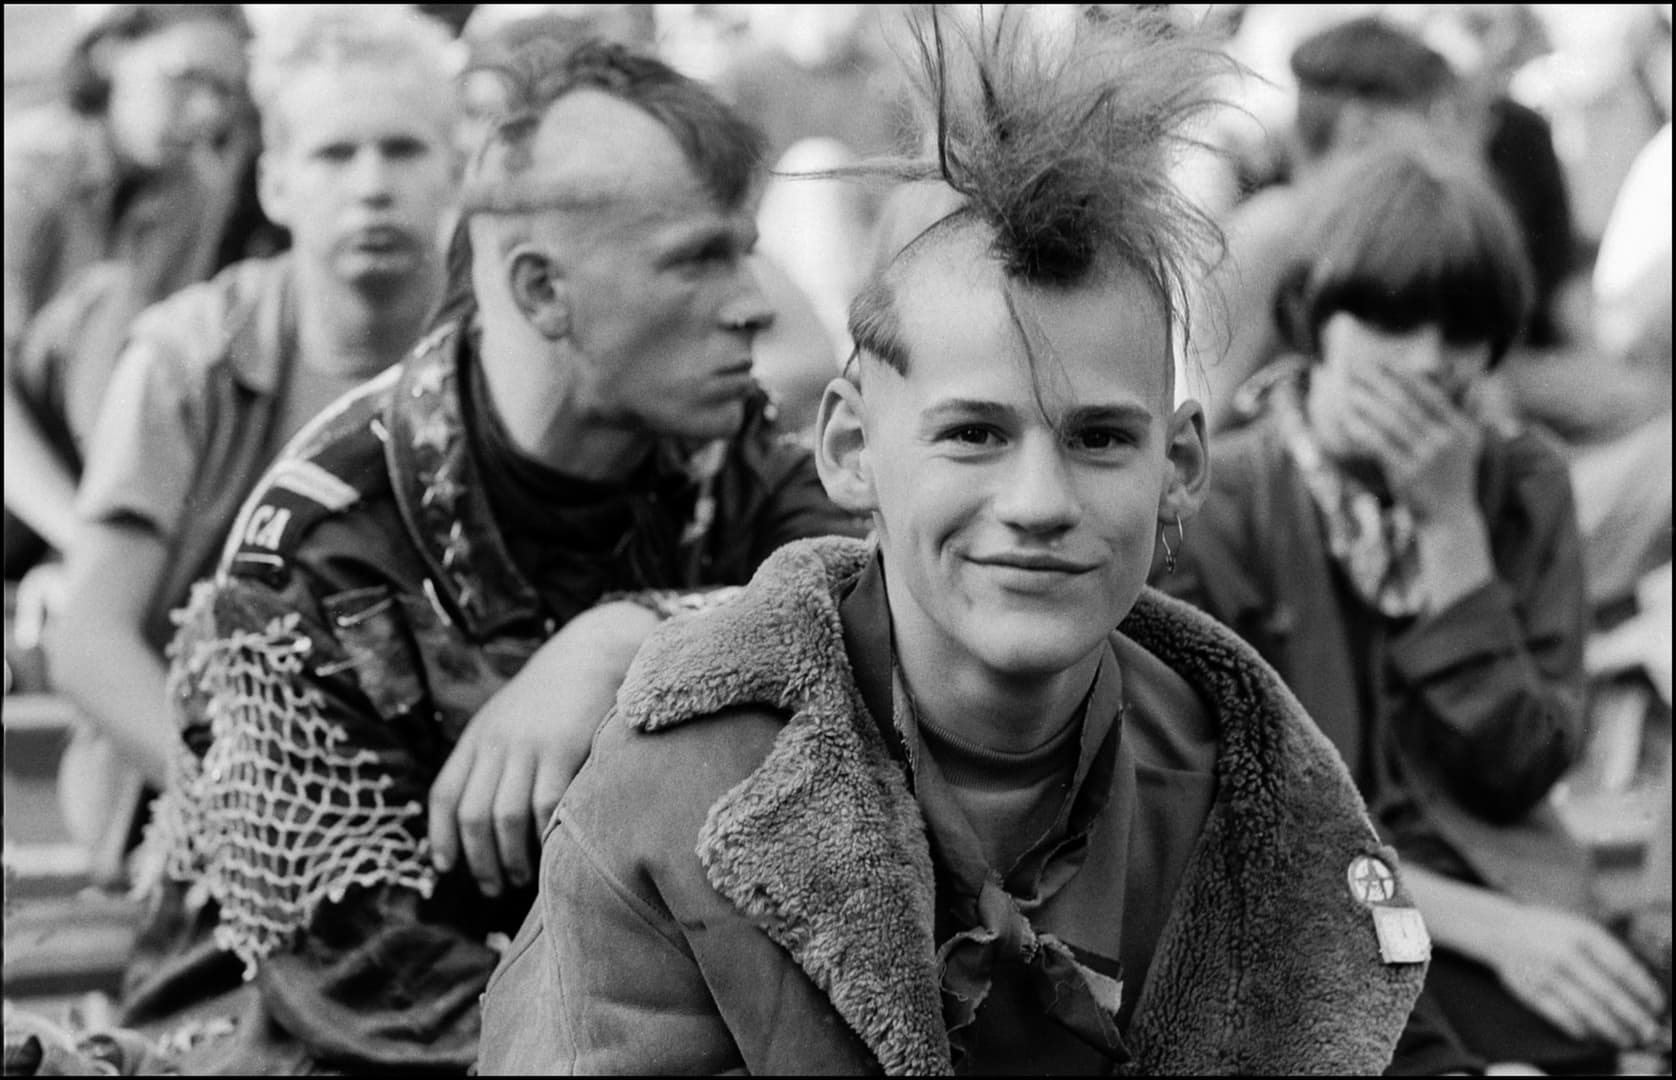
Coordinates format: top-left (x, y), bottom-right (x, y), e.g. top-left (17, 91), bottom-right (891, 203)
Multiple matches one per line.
top-left (1346, 854), bottom-right (1397, 905)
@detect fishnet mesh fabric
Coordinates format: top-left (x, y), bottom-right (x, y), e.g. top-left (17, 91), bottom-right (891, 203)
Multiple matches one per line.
top-left (153, 582), bottom-right (435, 978)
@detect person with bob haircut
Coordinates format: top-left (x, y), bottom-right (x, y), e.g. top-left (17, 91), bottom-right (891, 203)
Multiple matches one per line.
top-left (1160, 143), bottom-right (1669, 1072)
top-left (480, 9), bottom-right (1430, 1074)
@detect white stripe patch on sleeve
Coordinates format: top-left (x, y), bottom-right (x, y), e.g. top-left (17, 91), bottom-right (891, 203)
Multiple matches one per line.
top-left (270, 459), bottom-right (359, 512)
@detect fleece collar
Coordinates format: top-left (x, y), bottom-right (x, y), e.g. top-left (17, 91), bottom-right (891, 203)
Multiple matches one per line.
top-left (620, 539), bottom-right (947, 1072)
top-left (616, 536), bottom-right (1421, 1075)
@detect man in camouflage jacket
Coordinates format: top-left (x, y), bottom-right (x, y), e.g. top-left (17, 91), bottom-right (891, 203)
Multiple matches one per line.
top-left (121, 39), bottom-right (863, 1074)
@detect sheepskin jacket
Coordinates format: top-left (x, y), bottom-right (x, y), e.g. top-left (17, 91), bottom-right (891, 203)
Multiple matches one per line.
top-left (478, 537), bottom-right (1427, 1075)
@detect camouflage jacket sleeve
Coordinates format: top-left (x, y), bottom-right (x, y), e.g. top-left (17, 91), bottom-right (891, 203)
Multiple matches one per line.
top-left (149, 563), bottom-right (504, 1071)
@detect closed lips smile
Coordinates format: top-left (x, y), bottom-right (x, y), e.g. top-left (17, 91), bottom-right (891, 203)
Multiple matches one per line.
top-left (710, 362), bottom-right (754, 385)
top-left (974, 554), bottom-right (1096, 574)
top-left (353, 227), bottom-right (409, 249)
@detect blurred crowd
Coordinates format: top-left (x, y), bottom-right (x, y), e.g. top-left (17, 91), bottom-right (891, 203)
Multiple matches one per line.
top-left (1, 3), bottom-right (1670, 1077)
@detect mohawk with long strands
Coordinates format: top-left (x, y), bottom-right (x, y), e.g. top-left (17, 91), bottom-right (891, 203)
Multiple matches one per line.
top-left (845, 5), bottom-right (1236, 374)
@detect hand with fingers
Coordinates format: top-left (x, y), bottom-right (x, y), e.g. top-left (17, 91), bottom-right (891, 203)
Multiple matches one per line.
top-left (1336, 360), bottom-right (1501, 612)
top-left (426, 600), bottom-right (662, 898)
top-left (1488, 902), bottom-right (1669, 1051)
top-left (1339, 361), bottom-right (1485, 524)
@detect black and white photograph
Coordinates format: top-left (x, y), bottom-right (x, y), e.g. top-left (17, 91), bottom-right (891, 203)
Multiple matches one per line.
top-left (2, 4), bottom-right (1670, 1074)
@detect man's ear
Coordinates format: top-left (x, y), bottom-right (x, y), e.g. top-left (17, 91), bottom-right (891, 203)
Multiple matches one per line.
top-left (1159, 400), bottom-right (1210, 524)
top-left (256, 152), bottom-right (290, 230)
top-left (507, 244), bottom-right (571, 340)
top-left (815, 376), bottom-right (879, 515)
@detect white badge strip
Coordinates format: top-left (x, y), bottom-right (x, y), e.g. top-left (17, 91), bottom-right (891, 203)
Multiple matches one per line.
top-left (1372, 906), bottom-right (1431, 965)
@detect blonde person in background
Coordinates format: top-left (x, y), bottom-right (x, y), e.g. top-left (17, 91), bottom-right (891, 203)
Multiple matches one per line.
top-left (46, 7), bottom-right (459, 884)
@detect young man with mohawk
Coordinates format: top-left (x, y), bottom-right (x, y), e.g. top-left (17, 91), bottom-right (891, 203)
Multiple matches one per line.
top-left (482, 8), bottom-right (1430, 1074)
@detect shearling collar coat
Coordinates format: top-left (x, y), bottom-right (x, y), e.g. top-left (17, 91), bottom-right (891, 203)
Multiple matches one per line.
top-left (479, 537), bottom-right (1427, 1075)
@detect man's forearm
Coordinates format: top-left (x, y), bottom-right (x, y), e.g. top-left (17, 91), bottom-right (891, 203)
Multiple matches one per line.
top-left (47, 617), bottom-right (176, 786)
top-left (3, 386), bottom-right (79, 551)
top-left (1401, 864), bottom-right (1507, 966)
top-left (1415, 514), bottom-right (1495, 616)
top-left (427, 598), bottom-right (665, 889)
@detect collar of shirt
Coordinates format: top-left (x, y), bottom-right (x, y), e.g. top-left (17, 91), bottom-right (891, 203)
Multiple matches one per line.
top-left (223, 255), bottom-right (297, 396)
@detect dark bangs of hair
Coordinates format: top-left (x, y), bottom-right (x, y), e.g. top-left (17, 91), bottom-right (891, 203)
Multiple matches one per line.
top-left (1286, 147), bottom-right (1533, 367)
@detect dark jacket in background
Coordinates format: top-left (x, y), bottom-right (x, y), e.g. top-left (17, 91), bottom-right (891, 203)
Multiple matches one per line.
top-left (1161, 414), bottom-right (1589, 905)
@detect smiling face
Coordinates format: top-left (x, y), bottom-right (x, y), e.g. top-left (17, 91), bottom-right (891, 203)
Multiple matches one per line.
top-left (825, 235), bottom-right (1207, 682)
top-left (259, 63), bottom-right (457, 294)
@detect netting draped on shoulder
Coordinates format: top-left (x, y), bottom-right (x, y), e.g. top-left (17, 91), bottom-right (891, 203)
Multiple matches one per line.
top-left (147, 581), bottom-right (436, 978)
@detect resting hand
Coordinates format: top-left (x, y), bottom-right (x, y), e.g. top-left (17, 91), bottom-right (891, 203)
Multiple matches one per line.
top-left (1487, 903), bottom-right (1667, 1049)
top-left (427, 601), bottom-right (661, 897)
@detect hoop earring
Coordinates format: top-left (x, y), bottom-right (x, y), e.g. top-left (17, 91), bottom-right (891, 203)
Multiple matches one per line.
top-left (1160, 514), bottom-right (1185, 574)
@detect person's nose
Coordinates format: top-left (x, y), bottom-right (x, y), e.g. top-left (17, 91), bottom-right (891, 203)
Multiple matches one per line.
top-left (994, 433), bottom-right (1082, 536)
top-left (720, 266), bottom-right (775, 337)
top-left (177, 82), bottom-right (234, 141)
top-left (1396, 325), bottom-right (1449, 380)
top-left (350, 148), bottom-right (395, 206)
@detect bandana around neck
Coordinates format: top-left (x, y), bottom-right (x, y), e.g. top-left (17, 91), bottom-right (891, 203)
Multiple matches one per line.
top-left (888, 649), bottom-right (1132, 1066)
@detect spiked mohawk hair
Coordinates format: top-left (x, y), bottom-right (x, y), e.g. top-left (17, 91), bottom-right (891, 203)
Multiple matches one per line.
top-left (428, 37), bottom-right (764, 333)
top-left (847, 6), bottom-right (1233, 373)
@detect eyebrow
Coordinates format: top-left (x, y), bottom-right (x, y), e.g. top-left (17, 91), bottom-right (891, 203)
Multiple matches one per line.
top-left (919, 399), bottom-right (1016, 426)
top-left (919, 399), bottom-right (1154, 427)
top-left (1060, 403), bottom-right (1155, 427)
top-left (652, 216), bottom-right (754, 260)
top-left (665, 219), bottom-right (741, 249)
